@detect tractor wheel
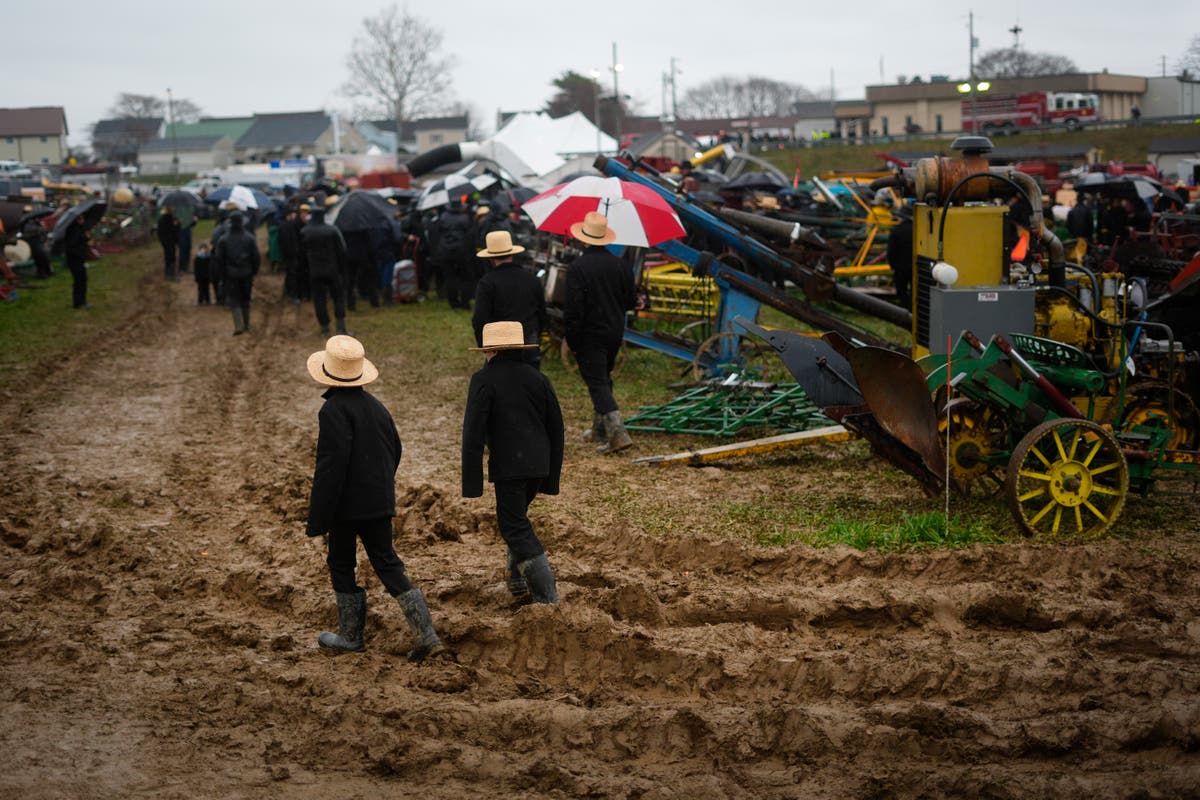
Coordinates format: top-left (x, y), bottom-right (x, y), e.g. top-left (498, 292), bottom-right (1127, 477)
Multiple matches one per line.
top-left (1120, 385), bottom-right (1200, 450)
top-left (939, 400), bottom-right (1008, 498)
top-left (1005, 418), bottom-right (1128, 538)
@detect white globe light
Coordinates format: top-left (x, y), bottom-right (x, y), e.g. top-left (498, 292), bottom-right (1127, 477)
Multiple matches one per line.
top-left (931, 261), bottom-right (959, 287)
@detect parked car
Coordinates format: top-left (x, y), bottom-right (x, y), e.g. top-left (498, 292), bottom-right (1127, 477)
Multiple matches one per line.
top-left (0, 160), bottom-right (33, 179)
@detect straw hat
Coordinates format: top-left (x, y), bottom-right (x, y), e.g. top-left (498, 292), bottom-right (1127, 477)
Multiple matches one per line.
top-left (570, 211), bottom-right (617, 246)
top-left (306, 335), bottom-right (379, 387)
top-left (476, 230), bottom-right (525, 259)
top-left (470, 321), bottom-right (538, 351)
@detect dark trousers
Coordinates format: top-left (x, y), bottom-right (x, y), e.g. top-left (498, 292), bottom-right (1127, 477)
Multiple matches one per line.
top-left (283, 258), bottom-right (299, 300)
top-left (494, 478), bottom-right (545, 562)
top-left (161, 242), bottom-right (177, 279)
top-left (178, 227), bottom-right (192, 273)
top-left (225, 275), bottom-right (252, 314)
top-left (326, 516), bottom-right (413, 596)
top-left (30, 242), bottom-right (51, 277)
top-left (445, 259), bottom-right (476, 309)
top-left (67, 255), bottom-right (87, 308)
top-left (312, 274), bottom-right (346, 327)
top-left (195, 268), bottom-right (212, 304)
top-left (574, 341), bottom-right (621, 415)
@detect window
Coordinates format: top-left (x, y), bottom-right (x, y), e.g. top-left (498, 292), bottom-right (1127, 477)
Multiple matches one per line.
top-left (4, 137), bottom-right (12, 144)
top-left (1056, 98), bottom-right (1065, 110)
top-left (429, 133), bottom-right (443, 145)
top-left (881, 117), bottom-right (889, 136)
top-left (39, 136), bottom-right (47, 143)
top-left (936, 114), bottom-right (943, 133)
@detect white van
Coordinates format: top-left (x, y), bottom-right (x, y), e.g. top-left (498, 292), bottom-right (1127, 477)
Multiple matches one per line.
top-left (0, 160), bottom-right (33, 179)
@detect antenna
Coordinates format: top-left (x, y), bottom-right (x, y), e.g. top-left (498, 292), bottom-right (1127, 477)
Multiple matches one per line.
top-left (1009, 22), bottom-right (1023, 49)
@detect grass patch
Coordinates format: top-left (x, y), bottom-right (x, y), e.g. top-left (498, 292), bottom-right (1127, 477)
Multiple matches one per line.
top-left (731, 501), bottom-right (1006, 552)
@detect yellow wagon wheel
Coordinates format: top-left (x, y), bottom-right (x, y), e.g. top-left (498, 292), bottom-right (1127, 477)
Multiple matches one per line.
top-left (1004, 418), bottom-right (1129, 538)
top-left (939, 400), bottom-right (1008, 498)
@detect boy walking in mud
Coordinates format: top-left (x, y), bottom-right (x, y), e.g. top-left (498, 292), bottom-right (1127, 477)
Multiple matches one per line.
top-left (305, 335), bottom-right (445, 660)
top-left (462, 321), bottom-right (564, 604)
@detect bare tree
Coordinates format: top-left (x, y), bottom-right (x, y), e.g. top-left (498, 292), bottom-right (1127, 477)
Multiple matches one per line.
top-left (1178, 34), bottom-right (1200, 79)
top-left (106, 92), bottom-right (165, 119)
top-left (170, 99), bottom-right (203, 124)
top-left (445, 100), bottom-right (488, 140)
top-left (679, 75), bottom-right (819, 119)
top-left (975, 48), bottom-right (1078, 79)
top-left (341, 5), bottom-right (455, 155)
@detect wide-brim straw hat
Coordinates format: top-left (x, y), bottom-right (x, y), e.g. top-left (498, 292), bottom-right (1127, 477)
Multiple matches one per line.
top-left (470, 321), bottom-right (538, 351)
top-left (476, 230), bottom-right (525, 258)
top-left (307, 335), bottom-right (379, 387)
top-left (570, 211), bottom-right (617, 246)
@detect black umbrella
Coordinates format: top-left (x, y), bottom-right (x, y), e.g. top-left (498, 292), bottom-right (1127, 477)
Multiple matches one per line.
top-left (158, 189), bottom-right (201, 211)
top-left (17, 207), bottom-right (53, 228)
top-left (327, 191), bottom-right (396, 232)
top-left (50, 199), bottom-right (107, 247)
top-left (723, 171), bottom-right (788, 192)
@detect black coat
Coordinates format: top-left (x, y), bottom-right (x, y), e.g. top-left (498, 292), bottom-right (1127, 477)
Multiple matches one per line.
top-left (157, 214), bottom-right (180, 247)
top-left (214, 222), bottom-right (260, 280)
top-left (64, 220), bottom-right (89, 262)
top-left (307, 387), bottom-right (402, 536)
top-left (461, 353), bottom-right (564, 498)
top-left (1066, 203), bottom-right (1093, 240)
top-left (301, 217), bottom-right (347, 279)
top-left (564, 246), bottom-right (636, 350)
top-left (472, 261), bottom-right (547, 347)
top-left (278, 217), bottom-right (302, 261)
top-left (429, 207), bottom-right (472, 263)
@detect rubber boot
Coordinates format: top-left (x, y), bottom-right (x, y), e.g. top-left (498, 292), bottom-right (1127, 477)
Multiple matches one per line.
top-left (242, 307), bottom-right (250, 332)
top-left (596, 410), bottom-right (633, 454)
top-left (506, 548), bottom-right (531, 602)
top-left (319, 323), bottom-right (331, 336)
top-left (317, 588), bottom-right (366, 652)
top-left (516, 554), bottom-right (559, 605)
top-left (336, 317), bottom-right (351, 336)
top-left (582, 412), bottom-right (606, 443)
top-left (231, 306), bottom-right (246, 336)
top-left (396, 588), bottom-right (445, 662)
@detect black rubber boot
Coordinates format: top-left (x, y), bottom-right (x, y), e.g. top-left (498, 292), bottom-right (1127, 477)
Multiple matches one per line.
top-left (336, 318), bottom-right (351, 336)
top-left (319, 323), bottom-right (331, 336)
top-left (516, 554), bottom-right (559, 605)
top-left (396, 588), bottom-right (445, 662)
top-left (582, 412), bottom-right (606, 443)
top-left (506, 548), bottom-right (531, 602)
top-left (318, 588), bottom-right (366, 652)
top-left (596, 411), bottom-right (633, 454)
top-left (231, 306), bottom-right (246, 336)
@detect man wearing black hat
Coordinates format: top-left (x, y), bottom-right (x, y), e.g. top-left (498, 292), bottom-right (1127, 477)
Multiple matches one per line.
top-left (301, 204), bottom-right (350, 336)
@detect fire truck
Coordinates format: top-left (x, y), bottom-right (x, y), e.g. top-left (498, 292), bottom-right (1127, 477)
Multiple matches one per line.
top-left (961, 92), bottom-right (1100, 133)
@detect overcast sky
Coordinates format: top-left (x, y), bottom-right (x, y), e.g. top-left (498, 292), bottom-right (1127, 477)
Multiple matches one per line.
top-left (7, 0), bottom-right (1197, 147)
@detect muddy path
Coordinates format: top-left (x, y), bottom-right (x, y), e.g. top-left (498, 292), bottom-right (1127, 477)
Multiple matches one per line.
top-left (1, 255), bottom-right (1198, 799)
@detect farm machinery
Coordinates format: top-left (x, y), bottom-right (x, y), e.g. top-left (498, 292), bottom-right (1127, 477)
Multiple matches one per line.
top-left (740, 136), bottom-right (1200, 537)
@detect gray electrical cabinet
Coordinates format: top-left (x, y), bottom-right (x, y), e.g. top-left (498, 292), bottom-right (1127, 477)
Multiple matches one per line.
top-left (927, 285), bottom-right (1036, 354)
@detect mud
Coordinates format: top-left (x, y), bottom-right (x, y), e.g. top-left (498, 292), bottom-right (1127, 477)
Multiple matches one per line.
top-left (1, 254), bottom-right (1198, 799)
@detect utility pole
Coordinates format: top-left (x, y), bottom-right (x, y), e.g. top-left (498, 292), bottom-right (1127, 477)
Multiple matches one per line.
top-left (611, 42), bottom-right (623, 146)
top-left (669, 56), bottom-right (681, 124)
top-left (1161, 55), bottom-right (1167, 77)
top-left (167, 87), bottom-right (178, 181)
top-left (1009, 22), bottom-right (1023, 49)
top-left (969, 12), bottom-right (979, 129)
top-left (591, 68), bottom-right (603, 153)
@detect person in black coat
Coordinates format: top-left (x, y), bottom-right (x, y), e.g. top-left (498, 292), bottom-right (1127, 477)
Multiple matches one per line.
top-left (1066, 196), bottom-right (1094, 243)
top-left (462, 321), bottom-right (565, 605)
top-left (472, 231), bottom-right (546, 367)
top-left (278, 209), bottom-right (303, 304)
top-left (885, 205), bottom-right (914, 309)
top-left (305, 335), bottom-right (444, 659)
top-left (563, 212), bottom-right (636, 454)
top-left (428, 200), bottom-right (474, 309)
top-left (213, 212), bottom-right (260, 335)
top-left (157, 206), bottom-right (181, 281)
top-left (63, 215), bottom-right (91, 309)
top-left (20, 207), bottom-right (52, 278)
top-left (301, 206), bottom-right (349, 336)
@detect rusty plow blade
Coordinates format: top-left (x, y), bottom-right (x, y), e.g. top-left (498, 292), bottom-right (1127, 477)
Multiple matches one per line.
top-left (738, 317), bottom-right (945, 494)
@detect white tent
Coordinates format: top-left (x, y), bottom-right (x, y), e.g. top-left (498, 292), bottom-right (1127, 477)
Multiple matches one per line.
top-left (465, 111), bottom-right (617, 189)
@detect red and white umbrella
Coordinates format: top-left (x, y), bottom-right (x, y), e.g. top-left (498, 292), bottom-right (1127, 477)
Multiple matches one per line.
top-left (522, 176), bottom-right (686, 247)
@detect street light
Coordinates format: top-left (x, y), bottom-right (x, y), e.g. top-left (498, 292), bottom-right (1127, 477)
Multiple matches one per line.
top-left (957, 80), bottom-right (991, 132)
top-left (611, 42), bottom-right (623, 146)
top-left (589, 68), bottom-right (602, 154)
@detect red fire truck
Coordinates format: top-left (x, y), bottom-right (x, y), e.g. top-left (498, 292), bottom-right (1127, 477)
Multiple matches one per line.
top-left (961, 92), bottom-right (1100, 134)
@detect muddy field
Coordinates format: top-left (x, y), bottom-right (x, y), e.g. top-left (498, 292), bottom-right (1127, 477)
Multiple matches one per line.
top-left (2, 251), bottom-right (1199, 799)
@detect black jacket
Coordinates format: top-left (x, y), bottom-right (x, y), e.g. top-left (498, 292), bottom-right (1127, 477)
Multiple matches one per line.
top-left (64, 220), bottom-right (89, 262)
top-left (301, 215), bottom-right (347, 279)
top-left (157, 214), bottom-right (180, 247)
top-left (564, 246), bottom-right (636, 350)
top-left (214, 218), bottom-right (260, 280)
top-left (429, 207), bottom-right (472, 263)
top-left (278, 217), bottom-right (302, 261)
top-left (461, 353), bottom-right (564, 498)
top-left (307, 387), bottom-right (402, 536)
top-left (472, 261), bottom-right (547, 347)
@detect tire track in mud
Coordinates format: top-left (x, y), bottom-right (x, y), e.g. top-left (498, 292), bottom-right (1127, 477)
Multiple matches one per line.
top-left (1, 252), bottom-right (1199, 798)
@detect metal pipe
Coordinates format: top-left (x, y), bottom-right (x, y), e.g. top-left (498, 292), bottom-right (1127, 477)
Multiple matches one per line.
top-left (597, 155), bottom-right (912, 331)
top-left (993, 335), bottom-right (1086, 419)
top-left (717, 207), bottom-right (828, 249)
